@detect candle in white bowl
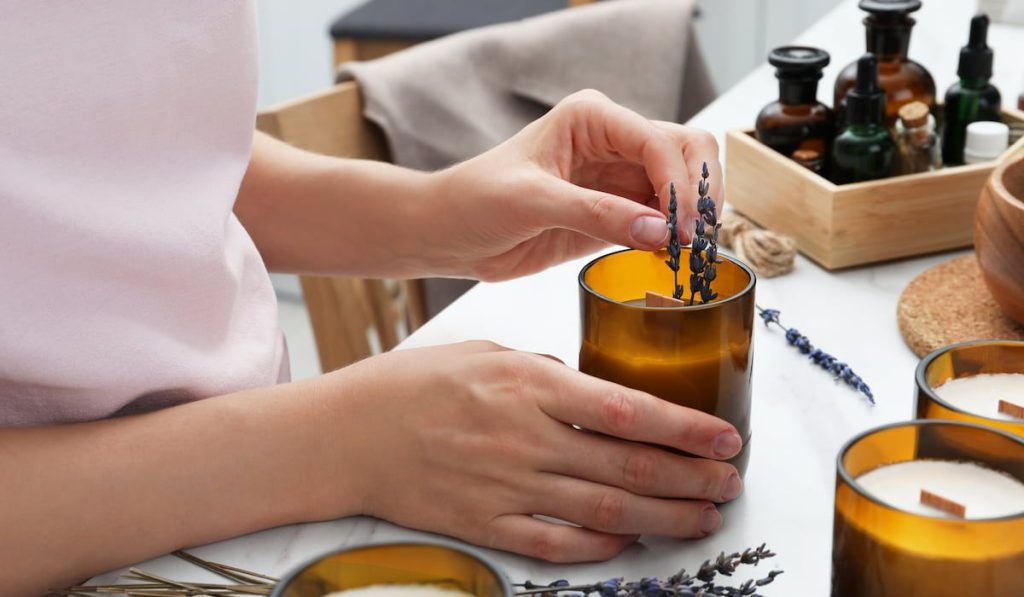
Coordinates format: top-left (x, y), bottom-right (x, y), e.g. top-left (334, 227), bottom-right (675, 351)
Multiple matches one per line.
top-left (933, 373), bottom-right (1024, 421)
top-left (856, 459), bottom-right (1024, 519)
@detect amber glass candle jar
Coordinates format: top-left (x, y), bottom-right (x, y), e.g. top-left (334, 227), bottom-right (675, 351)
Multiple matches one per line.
top-left (578, 249), bottom-right (755, 475)
top-left (831, 421), bottom-right (1024, 596)
top-left (272, 541), bottom-right (512, 597)
top-left (915, 340), bottom-right (1024, 437)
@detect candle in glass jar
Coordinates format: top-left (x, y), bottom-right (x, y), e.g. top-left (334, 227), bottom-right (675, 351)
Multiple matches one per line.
top-left (578, 249), bottom-right (756, 475)
top-left (856, 459), bottom-right (1024, 519)
top-left (933, 373), bottom-right (1024, 422)
top-left (831, 421), bottom-right (1024, 597)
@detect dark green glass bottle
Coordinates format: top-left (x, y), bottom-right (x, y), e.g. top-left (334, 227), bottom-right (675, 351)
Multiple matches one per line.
top-left (832, 54), bottom-right (895, 184)
top-left (941, 14), bottom-right (1002, 165)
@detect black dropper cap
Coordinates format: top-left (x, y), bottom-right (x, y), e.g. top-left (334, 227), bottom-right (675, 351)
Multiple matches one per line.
top-left (958, 14), bottom-right (993, 80)
top-left (846, 54), bottom-right (885, 126)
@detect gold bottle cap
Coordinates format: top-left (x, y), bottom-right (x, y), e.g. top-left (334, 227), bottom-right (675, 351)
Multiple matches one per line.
top-left (898, 101), bottom-right (930, 128)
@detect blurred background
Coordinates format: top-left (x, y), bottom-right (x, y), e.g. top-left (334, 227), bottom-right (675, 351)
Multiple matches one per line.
top-left (257, 0), bottom-right (845, 380)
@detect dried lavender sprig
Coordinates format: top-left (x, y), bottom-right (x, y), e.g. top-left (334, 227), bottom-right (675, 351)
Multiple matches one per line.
top-left (515, 544), bottom-right (781, 596)
top-left (665, 182), bottom-right (683, 300)
top-left (689, 162), bottom-right (720, 305)
top-left (757, 307), bottom-right (874, 404)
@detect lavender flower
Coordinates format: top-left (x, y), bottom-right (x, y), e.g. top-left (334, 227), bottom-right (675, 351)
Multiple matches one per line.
top-left (688, 162), bottom-right (720, 305)
top-left (665, 183), bottom-right (683, 300)
top-left (516, 544), bottom-right (781, 597)
top-left (758, 306), bottom-right (874, 404)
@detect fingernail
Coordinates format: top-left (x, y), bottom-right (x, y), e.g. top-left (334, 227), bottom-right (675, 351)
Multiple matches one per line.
top-left (700, 506), bottom-right (722, 535)
top-left (630, 215), bottom-right (669, 246)
top-left (721, 473), bottom-right (743, 502)
top-left (714, 431), bottom-right (742, 458)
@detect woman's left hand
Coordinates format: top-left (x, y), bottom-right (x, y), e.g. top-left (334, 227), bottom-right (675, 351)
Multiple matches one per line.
top-left (422, 89), bottom-right (723, 282)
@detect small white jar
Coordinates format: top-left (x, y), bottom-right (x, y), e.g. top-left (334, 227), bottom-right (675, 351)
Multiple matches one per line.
top-left (963, 121), bottom-right (1010, 164)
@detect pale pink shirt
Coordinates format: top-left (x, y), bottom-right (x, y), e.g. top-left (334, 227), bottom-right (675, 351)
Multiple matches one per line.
top-left (0, 2), bottom-right (288, 426)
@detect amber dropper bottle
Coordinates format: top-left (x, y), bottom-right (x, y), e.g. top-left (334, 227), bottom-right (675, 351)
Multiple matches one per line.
top-left (832, 54), bottom-right (895, 184)
top-left (755, 46), bottom-right (834, 165)
top-left (941, 14), bottom-right (1002, 165)
top-left (834, 0), bottom-right (935, 128)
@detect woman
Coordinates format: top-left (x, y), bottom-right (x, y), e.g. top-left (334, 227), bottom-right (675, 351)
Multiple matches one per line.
top-left (0, 3), bottom-right (740, 595)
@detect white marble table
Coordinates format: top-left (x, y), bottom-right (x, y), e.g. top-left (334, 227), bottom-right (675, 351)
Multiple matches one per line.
top-left (92, 1), bottom-right (1023, 594)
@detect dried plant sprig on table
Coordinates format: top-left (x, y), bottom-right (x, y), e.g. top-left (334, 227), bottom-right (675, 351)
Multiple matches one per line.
top-left (688, 162), bottom-right (721, 305)
top-left (758, 307), bottom-right (874, 404)
top-left (59, 550), bottom-right (275, 596)
top-left (515, 544), bottom-right (781, 596)
top-left (665, 182), bottom-right (683, 300)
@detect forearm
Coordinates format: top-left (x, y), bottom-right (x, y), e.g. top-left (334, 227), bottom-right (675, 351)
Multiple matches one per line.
top-left (0, 375), bottom-right (363, 596)
top-left (235, 132), bottom-right (441, 278)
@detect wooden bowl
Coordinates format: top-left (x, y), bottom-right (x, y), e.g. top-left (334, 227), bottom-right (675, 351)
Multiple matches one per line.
top-left (975, 153), bottom-right (1024, 326)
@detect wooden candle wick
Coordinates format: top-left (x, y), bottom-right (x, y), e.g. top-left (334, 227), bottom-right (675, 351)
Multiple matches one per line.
top-left (998, 399), bottom-right (1024, 420)
top-left (920, 489), bottom-right (966, 518)
top-left (646, 291), bottom-right (689, 307)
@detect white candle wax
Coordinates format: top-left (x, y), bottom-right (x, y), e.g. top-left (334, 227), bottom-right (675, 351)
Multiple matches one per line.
top-left (856, 460), bottom-right (1024, 519)
top-left (933, 373), bottom-right (1024, 421)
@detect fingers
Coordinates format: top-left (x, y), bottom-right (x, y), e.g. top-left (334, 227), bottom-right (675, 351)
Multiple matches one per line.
top-left (531, 178), bottom-right (669, 250)
top-left (542, 430), bottom-right (742, 503)
top-left (545, 91), bottom-right (724, 245)
top-left (653, 121), bottom-right (723, 242)
top-left (531, 474), bottom-right (722, 538)
top-left (482, 514), bottom-right (638, 563)
top-left (555, 90), bottom-right (690, 205)
top-left (532, 363), bottom-right (742, 460)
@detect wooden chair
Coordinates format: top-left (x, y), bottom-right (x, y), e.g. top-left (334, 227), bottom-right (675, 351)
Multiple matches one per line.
top-left (256, 82), bottom-right (427, 372)
top-left (331, 0), bottom-right (598, 66)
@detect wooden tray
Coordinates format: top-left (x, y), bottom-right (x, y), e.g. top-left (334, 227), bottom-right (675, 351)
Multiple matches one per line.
top-left (725, 108), bottom-right (1024, 270)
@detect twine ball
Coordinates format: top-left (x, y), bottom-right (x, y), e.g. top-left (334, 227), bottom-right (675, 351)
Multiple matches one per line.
top-left (719, 214), bottom-right (798, 278)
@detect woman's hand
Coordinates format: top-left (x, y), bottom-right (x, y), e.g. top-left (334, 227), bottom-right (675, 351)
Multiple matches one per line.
top-left (419, 89), bottom-right (723, 281)
top-left (315, 341), bottom-right (743, 563)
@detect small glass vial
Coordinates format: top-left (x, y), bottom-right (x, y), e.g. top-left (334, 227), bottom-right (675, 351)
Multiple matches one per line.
top-left (756, 46), bottom-right (834, 163)
top-left (832, 54), bottom-right (896, 184)
top-left (895, 101), bottom-right (939, 174)
top-left (963, 121), bottom-right (1009, 164)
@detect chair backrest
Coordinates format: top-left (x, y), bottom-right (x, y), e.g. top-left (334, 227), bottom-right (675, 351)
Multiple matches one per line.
top-left (256, 82), bottom-right (426, 372)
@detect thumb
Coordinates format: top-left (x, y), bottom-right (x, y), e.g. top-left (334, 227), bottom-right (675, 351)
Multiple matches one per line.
top-left (533, 178), bottom-right (670, 250)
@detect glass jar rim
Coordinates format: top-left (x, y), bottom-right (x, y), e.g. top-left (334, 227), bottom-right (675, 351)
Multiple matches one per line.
top-left (915, 339), bottom-right (1024, 424)
top-left (578, 248), bottom-right (756, 312)
top-left (836, 419), bottom-right (1024, 522)
top-left (270, 539), bottom-right (514, 597)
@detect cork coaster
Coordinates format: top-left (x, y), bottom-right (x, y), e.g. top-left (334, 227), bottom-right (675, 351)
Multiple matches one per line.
top-left (898, 255), bottom-right (1024, 357)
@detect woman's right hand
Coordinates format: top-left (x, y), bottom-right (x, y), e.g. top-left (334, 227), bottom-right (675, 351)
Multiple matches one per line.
top-left (312, 340), bottom-right (744, 563)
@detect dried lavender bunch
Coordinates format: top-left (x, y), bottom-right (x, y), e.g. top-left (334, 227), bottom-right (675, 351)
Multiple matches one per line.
top-left (758, 307), bottom-right (874, 404)
top-left (515, 544), bottom-right (781, 597)
top-left (60, 550), bottom-right (275, 595)
top-left (689, 162), bottom-right (721, 305)
top-left (665, 182), bottom-right (683, 300)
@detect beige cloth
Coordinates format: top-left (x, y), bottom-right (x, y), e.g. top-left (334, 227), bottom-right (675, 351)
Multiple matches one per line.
top-left (338, 0), bottom-right (715, 171)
